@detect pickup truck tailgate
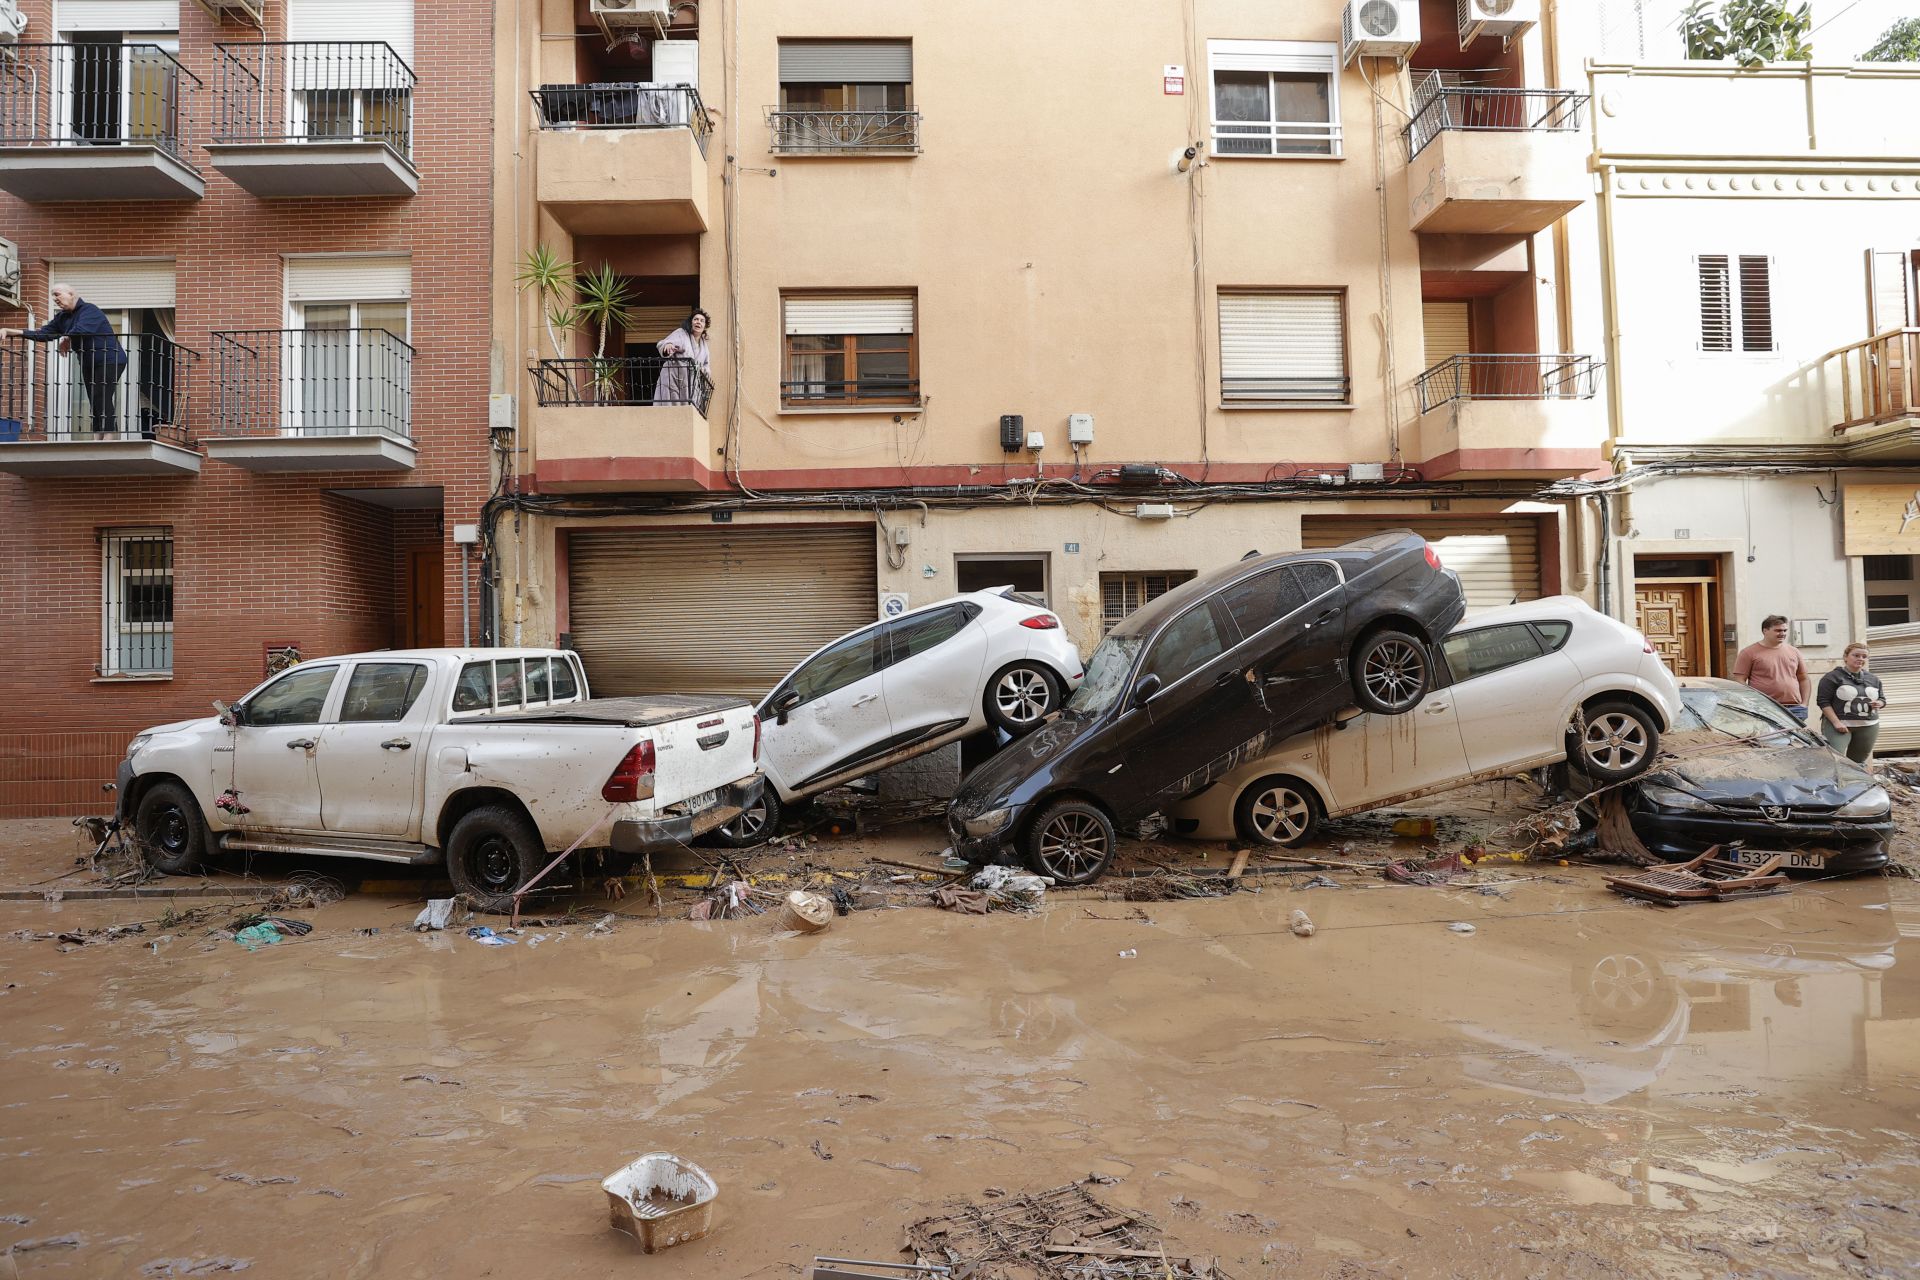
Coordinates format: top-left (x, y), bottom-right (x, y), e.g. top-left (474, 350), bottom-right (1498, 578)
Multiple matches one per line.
top-left (502, 695), bottom-right (758, 809)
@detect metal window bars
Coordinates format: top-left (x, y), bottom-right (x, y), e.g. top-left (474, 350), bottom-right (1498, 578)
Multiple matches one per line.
top-left (778, 376), bottom-right (921, 406)
top-left (1405, 75), bottom-right (1588, 159)
top-left (766, 109), bottom-right (921, 154)
top-left (1414, 354), bottom-right (1600, 413)
top-left (0, 334), bottom-right (198, 445)
top-left (210, 328), bottom-right (414, 439)
top-left (531, 355), bottom-right (713, 416)
top-left (531, 83), bottom-right (711, 155)
top-left (100, 530), bottom-right (174, 676)
top-left (0, 42), bottom-right (200, 162)
top-left (212, 41), bottom-right (415, 157)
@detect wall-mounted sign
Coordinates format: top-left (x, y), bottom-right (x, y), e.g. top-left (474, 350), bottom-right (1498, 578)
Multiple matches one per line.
top-left (1842, 484), bottom-right (1920, 556)
top-left (1163, 64), bottom-right (1185, 95)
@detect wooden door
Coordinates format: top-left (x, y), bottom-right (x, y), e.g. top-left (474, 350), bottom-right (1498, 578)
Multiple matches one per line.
top-left (403, 544), bottom-right (444, 649)
top-left (1636, 580), bottom-right (1710, 677)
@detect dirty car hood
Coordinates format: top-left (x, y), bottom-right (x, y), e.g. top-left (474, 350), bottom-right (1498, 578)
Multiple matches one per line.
top-left (1645, 740), bottom-right (1877, 808)
top-left (949, 712), bottom-right (1091, 816)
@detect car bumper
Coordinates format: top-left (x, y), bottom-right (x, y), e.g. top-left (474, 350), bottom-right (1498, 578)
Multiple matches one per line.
top-left (114, 759), bottom-right (135, 824)
top-left (611, 774), bottom-right (763, 854)
top-left (1629, 806), bottom-right (1892, 873)
top-left (946, 806), bottom-right (1024, 863)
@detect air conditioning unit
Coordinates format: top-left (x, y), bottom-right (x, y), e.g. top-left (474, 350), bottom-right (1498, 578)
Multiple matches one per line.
top-left (191, 0), bottom-right (265, 28)
top-left (0, 237), bottom-right (20, 309)
top-left (1458, 0), bottom-right (1539, 48)
top-left (0, 1), bottom-right (26, 42)
top-left (591, 0), bottom-right (669, 40)
top-left (1341, 0), bottom-right (1421, 67)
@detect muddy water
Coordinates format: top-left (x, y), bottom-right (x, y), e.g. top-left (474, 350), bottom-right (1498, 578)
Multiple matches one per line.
top-left (3, 874), bottom-right (1919, 1277)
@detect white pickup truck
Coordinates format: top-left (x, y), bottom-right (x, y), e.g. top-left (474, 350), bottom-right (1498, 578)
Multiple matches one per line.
top-left (114, 648), bottom-right (762, 910)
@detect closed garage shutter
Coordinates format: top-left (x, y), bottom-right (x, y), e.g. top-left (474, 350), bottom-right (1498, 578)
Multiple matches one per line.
top-left (1301, 517), bottom-right (1542, 612)
top-left (1863, 623), bottom-right (1920, 752)
top-left (568, 525), bottom-right (879, 697)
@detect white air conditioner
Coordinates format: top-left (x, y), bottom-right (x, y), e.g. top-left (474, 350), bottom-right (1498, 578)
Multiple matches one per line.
top-left (192, 0), bottom-right (265, 28)
top-left (1459, 0), bottom-right (1539, 48)
top-left (591, 0), bottom-right (670, 40)
top-left (0, 237), bottom-right (20, 309)
top-left (0, 1), bottom-right (26, 42)
top-left (1341, 0), bottom-right (1421, 67)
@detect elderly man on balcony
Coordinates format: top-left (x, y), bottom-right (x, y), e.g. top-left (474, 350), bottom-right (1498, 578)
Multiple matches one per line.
top-left (1, 283), bottom-right (129, 436)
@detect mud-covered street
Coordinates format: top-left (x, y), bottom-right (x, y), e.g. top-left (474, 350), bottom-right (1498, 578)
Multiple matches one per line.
top-left (3, 814), bottom-right (1919, 1278)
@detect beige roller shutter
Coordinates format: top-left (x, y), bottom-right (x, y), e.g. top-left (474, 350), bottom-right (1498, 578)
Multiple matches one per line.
top-left (624, 306), bottom-right (688, 343)
top-left (1863, 623), bottom-right (1920, 752)
top-left (1302, 517), bottom-right (1542, 612)
top-left (568, 525), bottom-right (879, 697)
top-left (1219, 291), bottom-right (1346, 402)
top-left (56, 1), bottom-right (179, 31)
top-left (784, 295), bottom-right (914, 336)
top-left (50, 260), bottom-right (174, 309)
top-left (288, 0), bottom-right (415, 67)
top-left (778, 40), bottom-right (913, 83)
top-left (285, 254), bottom-right (411, 303)
top-left (1422, 301), bottom-right (1471, 367)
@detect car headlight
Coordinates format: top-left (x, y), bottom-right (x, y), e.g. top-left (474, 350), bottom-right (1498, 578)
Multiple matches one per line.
top-left (1836, 785), bottom-right (1890, 818)
top-left (126, 734), bottom-right (152, 758)
top-left (1635, 782), bottom-right (1696, 809)
top-left (962, 807), bottom-right (1015, 838)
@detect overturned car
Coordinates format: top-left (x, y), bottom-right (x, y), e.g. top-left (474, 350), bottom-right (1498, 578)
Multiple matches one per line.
top-left (947, 530), bottom-right (1468, 883)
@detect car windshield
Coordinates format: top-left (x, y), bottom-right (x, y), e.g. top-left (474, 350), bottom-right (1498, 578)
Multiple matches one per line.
top-left (1068, 635), bottom-right (1143, 716)
top-left (1677, 684), bottom-right (1809, 741)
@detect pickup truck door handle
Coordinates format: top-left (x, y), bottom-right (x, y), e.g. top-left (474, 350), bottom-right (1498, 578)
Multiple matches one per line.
top-left (851, 692), bottom-right (879, 708)
top-left (380, 738), bottom-right (413, 750)
top-left (286, 738), bottom-right (316, 750)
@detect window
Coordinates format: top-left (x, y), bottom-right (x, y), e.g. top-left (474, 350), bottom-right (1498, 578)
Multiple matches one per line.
top-left (1441, 624), bottom-right (1544, 683)
top-left (1867, 594), bottom-right (1912, 628)
top-left (287, 0), bottom-right (414, 151)
top-left (494, 659), bottom-right (527, 710)
top-left (1697, 254), bottom-right (1774, 353)
top-left (782, 293), bottom-right (918, 406)
top-left (1533, 620), bottom-right (1573, 652)
top-left (246, 665), bottom-right (339, 727)
top-left (1207, 40), bottom-right (1340, 157)
top-left (775, 40), bottom-right (916, 152)
top-left (1219, 291), bottom-right (1349, 404)
top-left (1101, 571), bottom-right (1196, 633)
top-left (788, 627), bottom-right (886, 706)
top-left (886, 605), bottom-right (971, 662)
top-left (286, 255), bottom-right (413, 437)
top-left (1864, 554), bottom-right (1915, 582)
top-left (1291, 561), bottom-right (1341, 601)
top-left (101, 528), bottom-right (173, 676)
top-left (552, 657), bottom-right (580, 700)
top-left (1139, 605), bottom-right (1227, 689)
top-left (1220, 567), bottom-right (1307, 640)
top-left (339, 663), bottom-right (429, 722)
top-left (956, 554), bottom-right (1048, 603)
top-left (452, 662), bottom-right (492, 712)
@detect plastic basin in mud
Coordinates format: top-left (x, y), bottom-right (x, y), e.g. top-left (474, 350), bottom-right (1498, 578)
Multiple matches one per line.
top-left (601, 1152), bottom-right (718, 1252)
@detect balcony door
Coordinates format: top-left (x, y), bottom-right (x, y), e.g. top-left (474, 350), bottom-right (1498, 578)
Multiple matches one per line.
top-left (55, 33), bottom-right (178, 147)
top-left (291, 300), bottom-right (409, 436)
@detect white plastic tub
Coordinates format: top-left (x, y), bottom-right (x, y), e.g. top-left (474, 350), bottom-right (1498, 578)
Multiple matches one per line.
top-left (600, 1152), bottom-right (718, 1253)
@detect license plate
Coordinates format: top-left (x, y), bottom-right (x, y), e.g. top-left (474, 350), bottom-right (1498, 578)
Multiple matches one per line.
top-left (1730, 848), bottom-right (1825, 870)
top-left (681, 789), bottom-right (719, 813)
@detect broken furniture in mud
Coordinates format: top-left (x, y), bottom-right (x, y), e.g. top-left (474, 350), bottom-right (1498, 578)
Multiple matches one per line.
top-left (906, 1183), bottom-right (1230, 1278)
top-left (1604, 847), bottom-right (1789, 904)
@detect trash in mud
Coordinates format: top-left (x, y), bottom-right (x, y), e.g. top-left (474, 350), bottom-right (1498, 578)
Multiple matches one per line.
top-left (232, 924), bottom-right (281, 952)
top-left (1117, 948), bottom-right (1137, 959)
top-left (931, 884), bottom-right (991, 914)
top-left (1604, 846), bottom-right (1790, 904)
top-left (1113, 870), bottom-right (1237, 902)
top-left (1300, 875), bottom-right (1341, 890)
top-left (970, 865), bottom-right (1049, 910)
top-left (782, 890), bottom-right (835, 933)
top-left (1391, 816), bottom-right (1437, 838)
top-left (1288, 909), bottom-right (1315, 937)
top-left (906, 1183), bottom-right (1229, 1278)
top-left (1384, 851), bottom-right (1466, 885)
top-left (1448, 922), bottom-right (1477, 935)
top-left (413, 899), bottom-right (455, 931)
top-left (465, 926), bottom-right (517, 946)
top-left (811, 1261), bottom-right (950, 1280)
top-left (692, 880), bottom-right (781, 921)
top-left (600, 1152), bottom-right (717, 1254)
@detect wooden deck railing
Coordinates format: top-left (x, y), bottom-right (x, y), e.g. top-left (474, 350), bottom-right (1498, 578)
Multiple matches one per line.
top-left (1827, 327), bottom-right (1919, 433)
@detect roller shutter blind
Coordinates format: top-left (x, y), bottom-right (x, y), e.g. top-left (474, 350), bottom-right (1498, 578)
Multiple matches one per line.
top-left (568, 526), bottom-right (880, 696)
top-left (1219, 291), bottom-right (1346, 402)
top-left (1421, 301), bottom-right (1471, 367)
top-left (1208, 41), bottom-right (1337, 74)
top-left (624, 306), bottom-right (689, 342)
top-left (778, 41), bottom-right (912, 83)
top-left (1301, 517), bottom-right (1541, 612)
top-left (288, 0), bottom-right (415, 66)
top-left (1863, 630), bottom-right (1920, 751)
top-left (285, 255), bottom-right (411, 302)
top-left (784, 294), bottom-right (914, 336)
top-left (56, 1), bottom-right (179, 30)
top-left (49, 260), bottom-right (175, 309)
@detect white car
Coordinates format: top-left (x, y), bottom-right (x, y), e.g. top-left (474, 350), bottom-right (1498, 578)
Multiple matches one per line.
top-left (1170, 598), bottom-right (1682, 846)
top-left (718, 589), bottom-right (1084, 845)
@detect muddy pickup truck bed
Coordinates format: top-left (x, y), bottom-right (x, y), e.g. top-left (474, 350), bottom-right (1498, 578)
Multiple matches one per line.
top-left (493, 695), bottom-right (747, 729)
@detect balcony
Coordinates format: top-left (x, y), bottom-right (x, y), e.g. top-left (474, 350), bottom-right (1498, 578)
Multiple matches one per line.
top-left (1827, 329), bottom-right (1920, 461)
top-left (532, 84), bottom-right (710, 234)
top-left (1405, 84), bottom-right (1589, 236)
top-left (0, 44), bottom-right (203, 201)
top-left (767, 109), bottom-right (921, 156)
top-left (207, 42), bottom-right (418, 198)
top-left (530, 354), bottom-right (713, 493)
top-left (1412, 354), bottom-right (1603, 479)
top-left (0, 335), bottom-right (202, 477)
top-left (203, 329), bottom-right (416, 471)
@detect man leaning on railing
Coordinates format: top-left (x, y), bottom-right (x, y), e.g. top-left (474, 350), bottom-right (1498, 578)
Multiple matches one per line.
top-left (0, 283), bottom-right (128, 436)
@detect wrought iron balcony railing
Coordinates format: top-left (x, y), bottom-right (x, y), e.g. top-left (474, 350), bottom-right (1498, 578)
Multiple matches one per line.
top-left (532, 83), bottom-right (710, 155)
top-left (212, 41), bottom-right (415, 157)
top-left (0, 333), bottom-right (199, 445)
top-left (1405, 81), bottom-right (1588, 159)
top-left (1415, 354), bottom-right (1600, 413)
top-left (767, 108), bottom-right (920, 154)
top-left (210, 328), bottom-right (414, 439)
top-left (533, 356), bottom-right (713, 417)
top-left (0, 42), bottom-right (199, 162)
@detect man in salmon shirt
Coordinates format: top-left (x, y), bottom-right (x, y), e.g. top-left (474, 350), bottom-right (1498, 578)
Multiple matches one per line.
top-left (1732, 614), bottom-right (1813, 724)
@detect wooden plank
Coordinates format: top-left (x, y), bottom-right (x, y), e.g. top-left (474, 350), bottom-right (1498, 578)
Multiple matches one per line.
top-left (1227, 849), bottom-right (1250, 879)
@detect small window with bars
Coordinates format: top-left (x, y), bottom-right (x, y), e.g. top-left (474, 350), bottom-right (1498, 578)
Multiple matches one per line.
top-left (1863, 554), bottom-right (1915, 583)
top-left (101, 528), bottom-right (173, 676)
top-left (1867, 594), bottom-right (1912, 628)
top-left (1100, 571), bottom-right (1197, 634)
top-left (1696, 254), bottom-right (1775, 353)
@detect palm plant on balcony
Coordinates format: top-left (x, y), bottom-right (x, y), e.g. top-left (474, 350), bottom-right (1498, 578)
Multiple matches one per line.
top-left (514, 248), bottom-right (635, 403)
top-left (572, 264), bottom-right (634, 404)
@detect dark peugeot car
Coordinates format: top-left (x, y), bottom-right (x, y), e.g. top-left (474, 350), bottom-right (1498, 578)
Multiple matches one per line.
top-left (1621, 678), bottom-right (1892, 875)
top-left (947, 530), bottom-right (1467, 883)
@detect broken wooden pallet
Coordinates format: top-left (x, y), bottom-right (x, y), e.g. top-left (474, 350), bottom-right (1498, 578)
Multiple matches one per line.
top-left (1603, 846), bottom-right (1788, 904)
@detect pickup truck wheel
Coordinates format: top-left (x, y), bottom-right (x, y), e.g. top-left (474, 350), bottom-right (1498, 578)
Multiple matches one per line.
top-left (985, 662), bottom-right (1062, 735)
top-left (1234, 776), bottom-right (1321, 848)
top-left (135, 781), bottom-right (208, 876)
top-left (446, 805), bottom-right (545, 913)
top-left (1023, 800), bottom-right (1117, 885)
top-left (1351, 628), bottom-right (1430, 715)
top-left (714, 788), bottom-right (782, 848)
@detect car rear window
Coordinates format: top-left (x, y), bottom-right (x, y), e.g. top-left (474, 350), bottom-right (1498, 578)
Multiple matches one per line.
top-left (452, 662), bottom-right (492, 712)
top-left (1140, 604), bottom-right (1227, 688)
top-left (1534, 620), bottom-right (1572, 652)
top-left (552, 657), bottom-right (580, 700)
top-left (1220, 568), bottom-right (1306, 640)
top-left (1441, 624), bottom-right (1544, 682)
top-left (1291, 560), bottom-right (1340, 600)
top-left (887, 606), bottom-right (969, 661)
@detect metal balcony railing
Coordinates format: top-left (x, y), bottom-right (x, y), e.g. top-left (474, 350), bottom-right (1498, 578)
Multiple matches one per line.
top-left (0, 42), bottom-right (199, 162)
top-left (1825, 328), bottom-right (1920, 432)
top-left (1415, 354), bottom-right (1600, 413)
top-left (0, 334), bottom-right (199, 445)
top-left (210, 328), bottom-right (414, 439)
top-left (531, 83), bottom-right (710, 155)
top-left (212, 41), bottom-right (415, 158)
top-left (533, 356), bottom-right (712, 417)
top-left (1405, 80), bottom-right (1588, 159)
top-left (767, 109), bottom-right (921, 154)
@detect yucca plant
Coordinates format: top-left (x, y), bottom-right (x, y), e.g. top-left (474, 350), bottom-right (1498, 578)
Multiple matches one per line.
top-left (513, 245), bottom-right (578, 361)
top-left (572, 263), bottom-right (634, 403)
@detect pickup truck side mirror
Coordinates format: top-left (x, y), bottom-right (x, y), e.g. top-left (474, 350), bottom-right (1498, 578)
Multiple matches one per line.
top-left (771, 690), bottom-right (801, 725)
top-left (1131, 673), bottom-right (1162, 708)
top-left (213, 699), bottom-right (242, 728)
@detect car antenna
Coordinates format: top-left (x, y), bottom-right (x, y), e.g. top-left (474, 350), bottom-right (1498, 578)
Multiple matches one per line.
top-left (1240, 549), bottom-right (1260, 560)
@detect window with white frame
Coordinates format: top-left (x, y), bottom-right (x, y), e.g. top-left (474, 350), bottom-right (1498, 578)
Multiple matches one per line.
top-left (1696, 254), bottom-right (1774, 353)
top-left (286, 0), bottom-right (415, 152)
top-left (1219, 290), bottom-right (1350, 404)
top-left (285, 255), bottom-right (412, 436)
top-left (101, 527), bottom-right (173, 676)
top-left (781, 292), bottom-right (919, 406)
top-left (1207, 40), bottom-right (1341, 158)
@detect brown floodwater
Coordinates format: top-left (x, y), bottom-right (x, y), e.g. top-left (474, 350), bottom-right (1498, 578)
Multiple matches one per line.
top-left (3, 870), bottom-right (1919, 1277)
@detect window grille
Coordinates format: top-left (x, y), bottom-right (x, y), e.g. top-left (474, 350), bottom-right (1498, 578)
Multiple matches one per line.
top-left (1100, 571), bottom-right (1196, 634)
top-left (101, 528), bottom-right (173, 675)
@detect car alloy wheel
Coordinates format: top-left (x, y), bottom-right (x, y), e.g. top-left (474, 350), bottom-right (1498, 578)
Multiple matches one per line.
top-left (1247, 784), bottom-right (1313, 844)
top-left (729, 798), bottom-right (770, 841)
top-left (1360, 635), bottom-right (1426, 711)
top-left (1581, 710), bottom-right (1650, 774)
top-left (1587, 953), bottom-right (1657, 1014)
top-left (1031, 807), bottom-right (1113, 883)
top-left (994, 667), bottom-right (1054, 726)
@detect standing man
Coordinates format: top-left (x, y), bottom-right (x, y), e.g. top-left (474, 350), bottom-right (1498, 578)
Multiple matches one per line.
top-left (0, 283), bottom-right (128, 436)
top-left (1733, 614), bottom-right (1813, 723)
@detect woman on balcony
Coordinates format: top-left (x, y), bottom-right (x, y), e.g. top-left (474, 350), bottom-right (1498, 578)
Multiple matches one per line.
top-left (653, 309), bottom-right (710, 411)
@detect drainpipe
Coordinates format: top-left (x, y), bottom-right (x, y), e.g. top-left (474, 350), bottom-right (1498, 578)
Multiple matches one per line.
top-left (460, 541), bottom-right (472, 647)
top-left (1596, 159), bottom-right (1626, 463)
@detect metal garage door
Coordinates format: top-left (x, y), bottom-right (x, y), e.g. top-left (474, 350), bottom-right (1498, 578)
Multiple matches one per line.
top-left (1864, 621), bottom-right (1920, 753)
top-left (568, 525), bottom-right (878, 697)
top-left (1301, 517), bottom-right (1542, 612)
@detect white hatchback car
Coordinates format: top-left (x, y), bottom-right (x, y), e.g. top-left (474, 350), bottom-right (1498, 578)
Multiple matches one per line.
top-left (716, 589), bottom-right (1084, 845)
top-left (1170, 598), bottom-right (1682, 847)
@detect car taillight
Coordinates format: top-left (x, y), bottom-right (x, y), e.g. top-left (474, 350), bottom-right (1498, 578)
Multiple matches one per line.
top-left (1423, 543), bottom-right (1442, 570)
top-left (1020, 614), bottom-right (1061, 630)
top-left (602, 740), bottom-right (657, 803)
top-left (752, 713), bottom-right (762, 762)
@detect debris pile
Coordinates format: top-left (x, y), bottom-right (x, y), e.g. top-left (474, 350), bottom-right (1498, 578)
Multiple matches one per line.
top-left (906, 1184), bottom-right (1230, 1279)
